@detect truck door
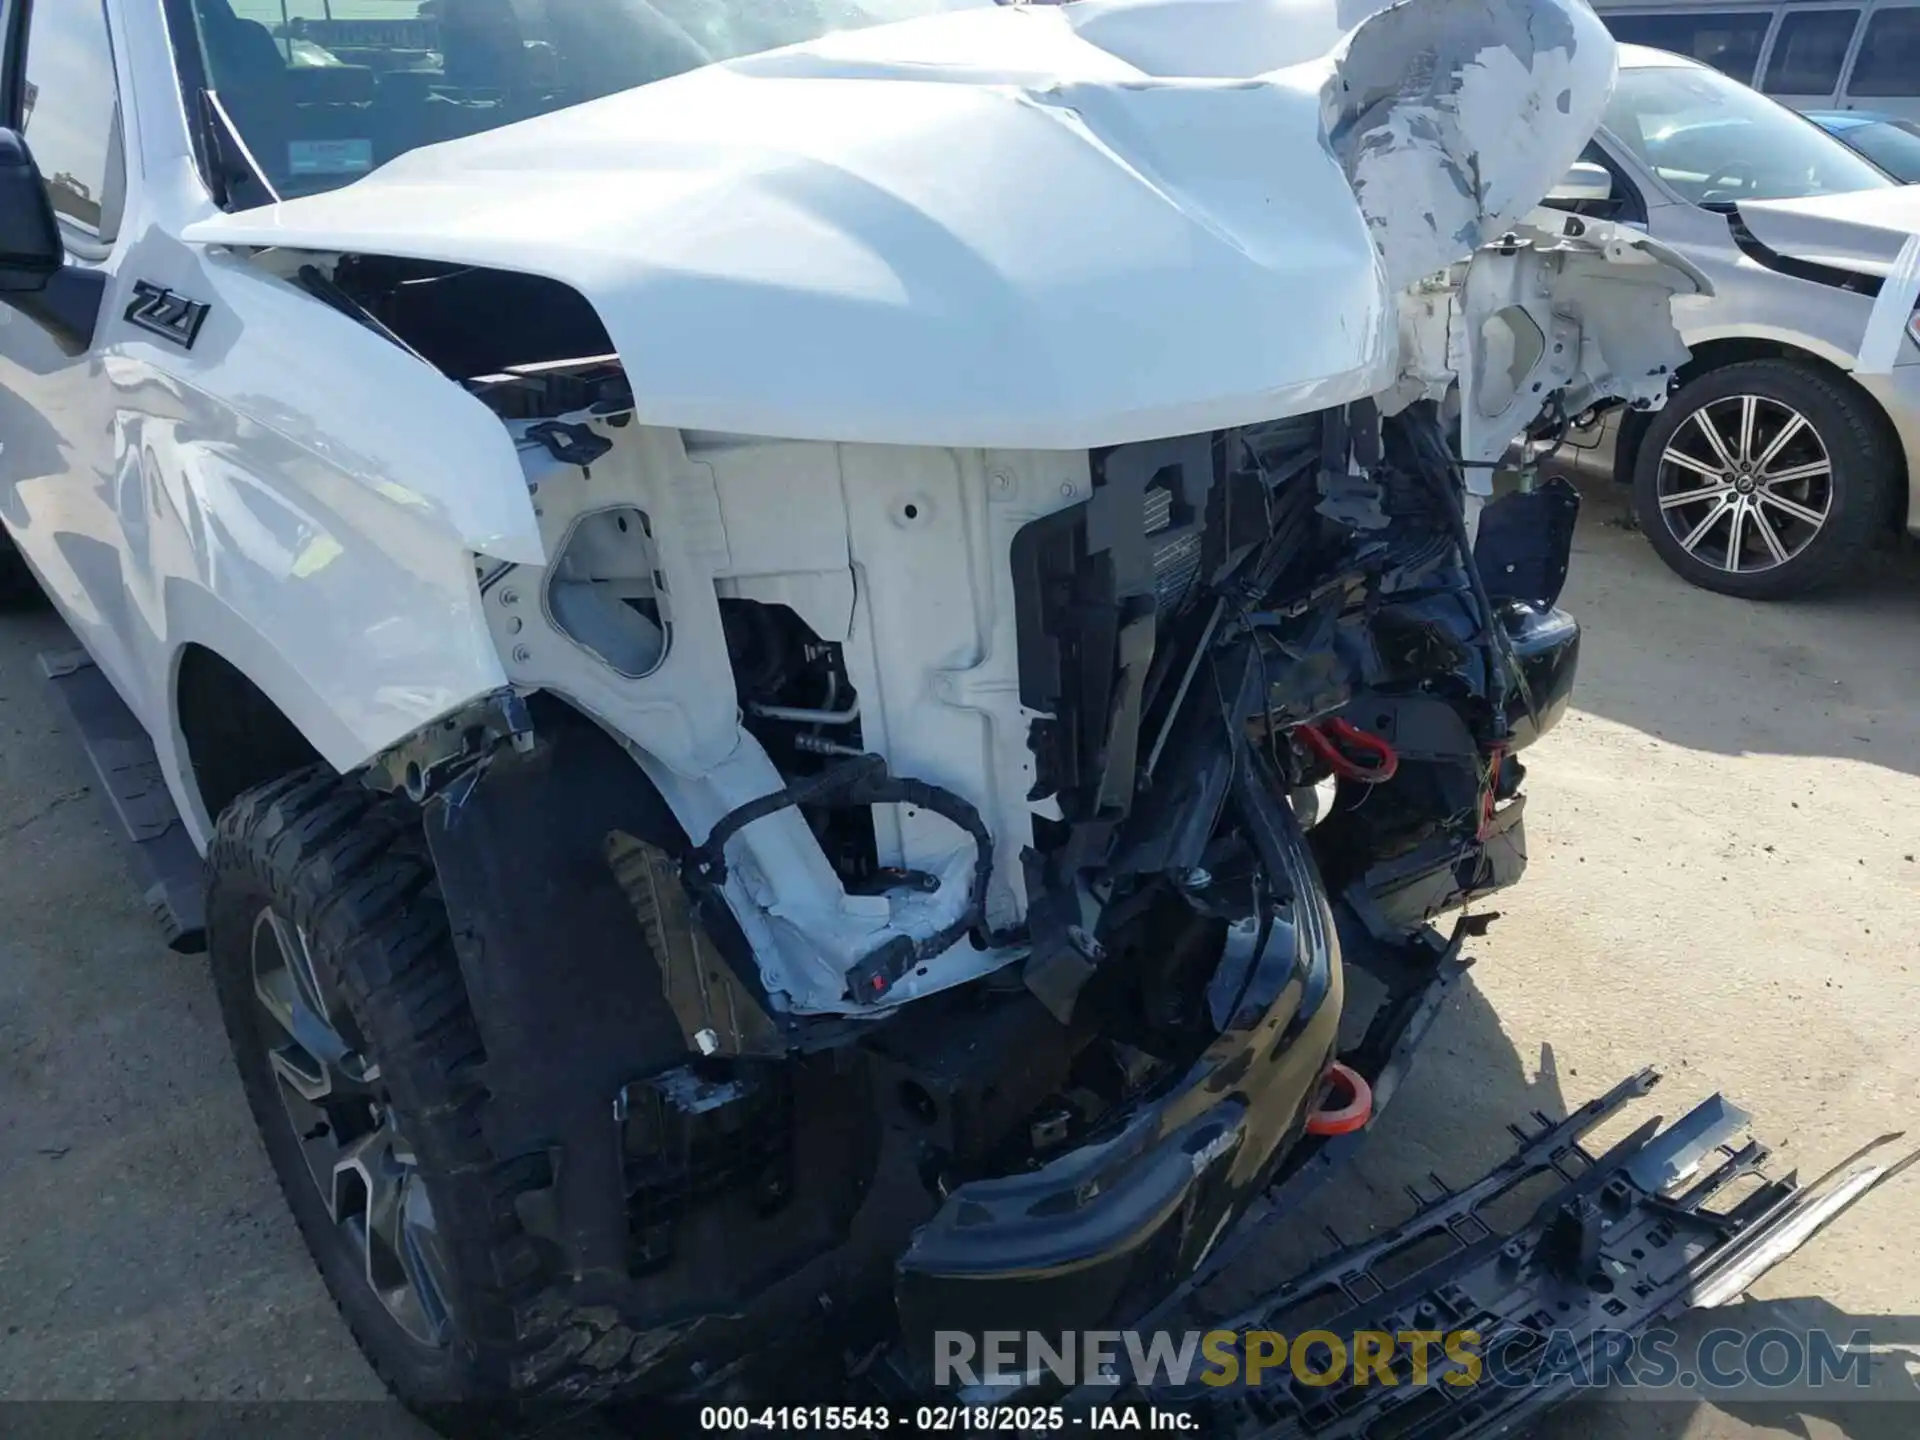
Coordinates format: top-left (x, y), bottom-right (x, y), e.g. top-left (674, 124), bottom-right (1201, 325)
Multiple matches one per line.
top-left (1758, 4), bottom-right (1864, 110)
top-left (0, 0), bottom-right (153, 723)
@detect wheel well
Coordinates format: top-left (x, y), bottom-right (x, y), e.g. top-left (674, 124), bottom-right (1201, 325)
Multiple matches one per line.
top-left (177, 645), bottom-right (327, 825)
top-left (1674, 337), bottom-right (1808, 382)
top-left (1617, 338), bottom-right (1909, 531)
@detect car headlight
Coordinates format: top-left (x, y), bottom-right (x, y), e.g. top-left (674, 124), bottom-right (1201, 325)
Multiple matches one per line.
top-left (1909, 306), bottom-right (1920, 351)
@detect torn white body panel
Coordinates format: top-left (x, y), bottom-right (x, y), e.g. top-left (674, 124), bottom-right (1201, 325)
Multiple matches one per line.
top-left (1388, 214), bottom-right (1710, 471)
top-left (484, 422), bottom-right (1086, 1013)
top-left (1323, 0), bottom-right (1618, 293)
top-left (186, 0), bottom-right (1616, 452)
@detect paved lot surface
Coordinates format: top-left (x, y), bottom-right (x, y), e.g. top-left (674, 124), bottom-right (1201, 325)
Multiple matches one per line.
top-left (1, 483), bottom-right (1916, 1437)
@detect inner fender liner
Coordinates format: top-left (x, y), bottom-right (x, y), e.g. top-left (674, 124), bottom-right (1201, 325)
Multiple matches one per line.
top-left (422, 699), bottom-right (742, 1284)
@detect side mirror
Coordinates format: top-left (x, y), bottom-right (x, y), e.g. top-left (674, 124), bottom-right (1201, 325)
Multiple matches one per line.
top-left (1546, 159), bottom-right (1614, 205)
top-left (0, 128), bottom-right (106, 355)
top-left (0, 128), bottom-right (63, 294)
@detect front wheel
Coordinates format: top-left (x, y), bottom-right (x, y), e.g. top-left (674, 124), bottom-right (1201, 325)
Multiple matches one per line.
top-left (1631, 359), bottom-right (1892, 599)
top-left (206, 769), bottom-right (644, 1428)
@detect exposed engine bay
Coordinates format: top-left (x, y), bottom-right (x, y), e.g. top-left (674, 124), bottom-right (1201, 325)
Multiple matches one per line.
top-left (345, 204), bottom-right (1696, 1025)
top-left (303, 193), bottom-right (1709, 1400)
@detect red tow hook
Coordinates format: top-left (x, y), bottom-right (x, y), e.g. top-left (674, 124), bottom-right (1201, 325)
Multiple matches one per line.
top-left (1298, 717), bottom-right (1400, 784)
top-left (1305, 1061), bottom-right (1374, 1136)
top-left (1477, 745), bottom-right (1507, 841)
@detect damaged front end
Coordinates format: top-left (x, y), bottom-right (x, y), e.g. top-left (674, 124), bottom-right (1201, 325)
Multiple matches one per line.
top-left (881, 372), bottom-right (1606, 1377)
top-left (276, 0), bottom-right (1893, 1423)
top-left (384, 256), bottom-right (1700, 1415)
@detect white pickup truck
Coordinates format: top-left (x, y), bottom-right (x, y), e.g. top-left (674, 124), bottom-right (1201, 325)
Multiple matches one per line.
top-left (0, 0), bottom-right (1906, 1429)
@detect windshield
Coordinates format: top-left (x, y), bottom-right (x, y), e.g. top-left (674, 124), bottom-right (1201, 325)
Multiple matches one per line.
top-left (1834, 120), bottom-right (1920, 184)
top-left (192, 1), bottom-right (1004, 200)
top-left (1601, 62), bottom-right (1892, 205)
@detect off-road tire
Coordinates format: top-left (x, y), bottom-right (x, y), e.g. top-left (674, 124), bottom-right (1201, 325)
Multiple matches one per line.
top-left (1632, 359), bottom-right (1891, 599)
top-left (206, 767), bottom-right (643, 1432)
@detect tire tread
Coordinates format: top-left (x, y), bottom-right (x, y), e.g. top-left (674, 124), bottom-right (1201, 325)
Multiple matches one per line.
top-left (207, 766), bottom-right (648, 1430)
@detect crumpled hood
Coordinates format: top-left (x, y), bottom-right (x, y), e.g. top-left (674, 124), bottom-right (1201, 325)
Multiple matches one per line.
top-left (1736, 185), bottom-right (1920, 280)
top-left (185, 0), bottom-right (1616, 449)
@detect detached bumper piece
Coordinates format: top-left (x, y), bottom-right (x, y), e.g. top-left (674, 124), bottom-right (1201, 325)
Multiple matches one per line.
top-left (895, 783), bottom-right (1347, 1349)
top-left (1137, 1070), bottom-right (1917, 1439)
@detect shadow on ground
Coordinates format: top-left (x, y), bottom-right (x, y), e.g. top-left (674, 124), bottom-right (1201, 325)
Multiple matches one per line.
top-left (1552, 481), bottom-right (1920, 779)
top-left (1541, 1298), bottom-right (1920, 1440)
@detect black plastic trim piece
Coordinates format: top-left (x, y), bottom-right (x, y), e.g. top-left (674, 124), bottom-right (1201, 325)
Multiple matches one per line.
top-left (1106, 915), bottom-right (1470, 1354)
top-left (1727, 211), bottom-right (1884, 298)
top-left (5, 265), bottom-right (104, 356)
top-left (1472, 476), bottom-right (1580, 610)
top-left (895, 767), bottom-right (1342, 1351)
top-left (525, 419), bottom-right (612, 469)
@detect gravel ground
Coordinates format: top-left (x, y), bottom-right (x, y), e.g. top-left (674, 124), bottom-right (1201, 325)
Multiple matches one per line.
top-left (1, 483), bottom-right (1915, 1437)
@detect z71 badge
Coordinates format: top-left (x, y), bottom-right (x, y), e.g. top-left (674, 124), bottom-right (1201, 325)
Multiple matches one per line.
top-left (124, 281), bottom-right (210, 350)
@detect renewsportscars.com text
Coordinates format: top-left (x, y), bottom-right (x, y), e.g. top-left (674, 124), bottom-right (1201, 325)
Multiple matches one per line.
top-left (934, 1325), bottom-right (1879, 1393)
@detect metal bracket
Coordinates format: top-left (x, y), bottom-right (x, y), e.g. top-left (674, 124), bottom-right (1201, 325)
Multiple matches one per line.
top-left (363, 687), bottom-right (534, 802)
top-left (526, 419), bottom-right (613, 468)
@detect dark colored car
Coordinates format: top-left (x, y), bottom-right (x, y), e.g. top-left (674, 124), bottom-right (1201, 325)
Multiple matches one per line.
top-left (1807, 110), bottom-right (1920, 181)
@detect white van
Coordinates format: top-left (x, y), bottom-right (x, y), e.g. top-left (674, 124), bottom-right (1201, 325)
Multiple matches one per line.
top-left (1590, 0), bottom-right (1920, 118)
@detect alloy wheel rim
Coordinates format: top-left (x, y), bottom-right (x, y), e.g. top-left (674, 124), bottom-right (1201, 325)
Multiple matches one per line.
top-left (1655, 394), bottom-right (1832, 575)
top-left (250, 908), bottom-right (454, 1348)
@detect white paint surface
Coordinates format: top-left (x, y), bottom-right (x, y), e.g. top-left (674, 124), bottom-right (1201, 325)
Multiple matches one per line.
top-left (184, 0), bottom-right (1617, 450)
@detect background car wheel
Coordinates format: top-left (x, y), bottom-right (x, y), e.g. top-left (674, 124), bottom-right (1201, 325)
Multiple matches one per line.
top-left (206, 768), bottom-right (639, 1430)
top-left (1631, 359), bottom-right (1891, 599)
